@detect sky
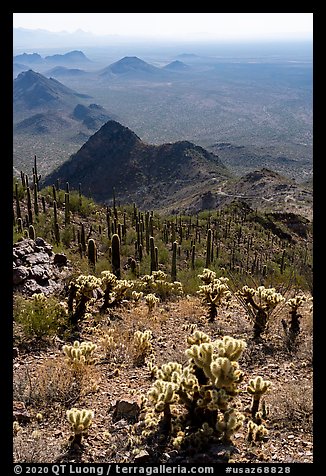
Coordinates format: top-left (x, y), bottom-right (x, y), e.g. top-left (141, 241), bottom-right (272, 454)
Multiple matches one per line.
top-left (13, 13), bottom-right (313, 41)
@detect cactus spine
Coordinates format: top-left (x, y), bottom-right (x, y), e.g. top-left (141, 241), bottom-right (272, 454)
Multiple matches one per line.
top-left (111, 234), bottom-right (121, 279)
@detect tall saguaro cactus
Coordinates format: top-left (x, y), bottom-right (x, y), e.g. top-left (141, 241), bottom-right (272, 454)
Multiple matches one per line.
top-left (150, 236), bottom-right (157, 274)
top-left (111, 234), bottom-right (121, 279)
top-left (171, 241), bottom-right (177, 282)
top-left (88, 239), bottom-right (97, 271)
top-left (206, 228), bottom-right (212, 268)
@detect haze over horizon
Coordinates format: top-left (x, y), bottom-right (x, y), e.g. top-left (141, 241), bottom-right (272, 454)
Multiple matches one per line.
top-left (13, 13), bottom-right (313, 42)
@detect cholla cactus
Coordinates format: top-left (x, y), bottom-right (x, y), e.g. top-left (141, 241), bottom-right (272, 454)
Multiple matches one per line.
top-left (186, 329), bottom-right (210, 346)
top-left (147, 359), bottom-right (158, 379)
top-left (66, 408), bottom-right (94, 446)
top-left (198, 268), bottom-right (216, 284)
top-left (145, 293), bottom-right (160, 313)
top-left (133, 330), bottom-right (153, 366)
top-left (63, 341), bottom-right (97, 366)
top-left (68, 275), bottom-right (102, 325)
top-left (282, 294), bottom-right (308, 339)
top-left (137, 272), bottom-right (183, 300)
top-left (198, 277), bottom-right (231, 321)
top-left (216, 408), bottom-right (245, 442)
top-left (247, 376), bottom-right (271, 418)
top-left (131, 291), bottom-right (143, 303)
top-left (141, 332), bottom-right (251, 448)
top-left (110, 280), bottom-right (134, 307)
top-left (237, 285), bottom-right (285, 338)
top-left (247, 420), bottom-right (269, 443)
top-left (100, 331), bottom-right (116, 359)
top-left (100, 271), bottom-right (117, 311)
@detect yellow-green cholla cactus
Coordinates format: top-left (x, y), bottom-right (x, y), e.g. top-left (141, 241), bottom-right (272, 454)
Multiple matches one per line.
top-left (247, 376), bottom-right (271, 418)
top-left (247, 420), bottom-right (269, 443)
top-left (237, 285), bottom-right (284, 338)
top-left (68, 275), bottom-right (102, 325)
top-left (144, 293), bottom-right (160, 312)
top-left (142, 332), bottom-right (251, 449)
top-left (63, 340), bottom-right (97, 366)
top-left (216, 408), bottom-right (245, 442)
top-left (66, 408), bottom-right (94, 445)
top-left (197, 277), bottom-right (232, 321)
top-left (198, 268), bottom-right (217, 284)
top-left (109, 279), bottom-right (134, 307)
top-left (133, 330), bottom-right (153, 365)
top-left (100, 271), bottom-right (117, 311)
top-left (283, 294), bottom-right (308, 337)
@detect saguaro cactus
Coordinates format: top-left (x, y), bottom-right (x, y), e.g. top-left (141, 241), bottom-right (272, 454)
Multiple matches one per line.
top-left (28, 224), bottom-right (35, 240)
top-left (87, 239), bottom-right (97, 270)
top-left (150, 236), bottom-right (157, 274)
top-left (111, 233), bottom-right (121, 279)
top-left (171, 241), bottom-right (177, 282)
top-left (206, 228), bottom-right (212, 268)
top-left (15, 183), bottom-right (21, 219)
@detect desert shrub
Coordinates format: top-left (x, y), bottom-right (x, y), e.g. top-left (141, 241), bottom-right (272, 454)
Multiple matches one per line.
top-left (14, 293), bottom-right (67, 340)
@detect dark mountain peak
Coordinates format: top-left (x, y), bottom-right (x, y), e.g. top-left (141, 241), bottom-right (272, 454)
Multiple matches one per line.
top-left (87, 119), bottom-right (142, 143)
top-left (41, 120), bottom-right (230, 210)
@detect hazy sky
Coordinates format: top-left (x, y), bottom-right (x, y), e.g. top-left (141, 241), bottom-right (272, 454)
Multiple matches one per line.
top-left (13, 13), bottom-right (313, 41)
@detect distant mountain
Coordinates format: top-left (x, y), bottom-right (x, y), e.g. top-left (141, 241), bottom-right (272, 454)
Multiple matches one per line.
top-left (44, 50), bottom-right (91, 64)
top-left (45, 66), bottom-right (89, 77)
top-left (41, 120), bottom-right (230, 210)
top-left (13, 70), bottom-right (91, 115)
top-left (14, 112), bottom-right (72, 135)
top-left (13, 63), bottom-right (29, 77)
top-left (100, 56), bottom-right (161, 78)
top-left (72, 104), bottom-right (114, 130)
top-left (13, 52), bottom-right (43, 64)
top-left (163, 60), bottom-right (190, 71)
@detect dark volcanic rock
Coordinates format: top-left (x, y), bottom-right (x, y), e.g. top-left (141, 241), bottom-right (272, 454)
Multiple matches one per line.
top-left (13, 238), bottom-right (71, 296)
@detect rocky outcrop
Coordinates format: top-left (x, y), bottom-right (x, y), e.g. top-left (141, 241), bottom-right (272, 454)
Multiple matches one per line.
top-left (13, 237), bottom-right (71, 296)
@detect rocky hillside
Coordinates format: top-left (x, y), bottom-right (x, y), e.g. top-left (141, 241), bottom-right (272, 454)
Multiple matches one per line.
top-left (41, 120), bottom-right (231, 210)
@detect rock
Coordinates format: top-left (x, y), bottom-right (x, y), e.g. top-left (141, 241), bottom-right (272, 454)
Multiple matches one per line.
top-left (20, 279), bottom-right (44, 294)
top-left (134, 449), bottom-right (150, 463)
top-left (112, 397), bottom-right (142, 421)
top-left (29, 265), bottom-right (52, 281)
top-left (54, 253), bottom-right (68, 266)
top-left (13, 237), bottom-right (71, 296)
top-left (13, 347), bottom-right (19, 358)
top-left (24, 252), bottom-right (51, 266)
top-left (13, 401), bottom-right (31, 423)
top-left (13, 266), bottom-right (29, 284)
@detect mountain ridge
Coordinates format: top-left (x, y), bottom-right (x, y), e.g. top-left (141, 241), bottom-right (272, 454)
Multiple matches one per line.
top-left (41, 120), bottom-right (230, 209)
